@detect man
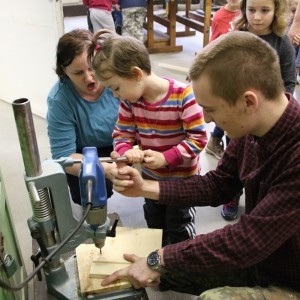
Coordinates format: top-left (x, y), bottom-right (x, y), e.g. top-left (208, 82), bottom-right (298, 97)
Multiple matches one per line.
top-left (103, 31), bottom-right (300, 298)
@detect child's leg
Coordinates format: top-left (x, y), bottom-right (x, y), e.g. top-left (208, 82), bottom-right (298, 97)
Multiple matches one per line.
top-left (165, 206), bottom-right (196, 244)
top-left (122, 8), bottom-right (145, 43)
top-left (143, 199), bottom-right (168, 245)
top-left (205, 126), bottom-right (225, 160)
top-left (211, 125), bottom-right (224, 139)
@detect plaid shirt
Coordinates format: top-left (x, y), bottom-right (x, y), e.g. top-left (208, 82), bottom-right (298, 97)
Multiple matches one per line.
top-left (159, 94), bottom-right (300, 290)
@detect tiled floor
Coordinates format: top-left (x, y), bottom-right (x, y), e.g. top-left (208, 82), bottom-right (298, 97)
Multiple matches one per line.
top-left (1, 10), bottom-right (299, 300)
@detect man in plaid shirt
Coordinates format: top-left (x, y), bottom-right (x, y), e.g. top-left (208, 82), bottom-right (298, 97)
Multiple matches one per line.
top-left (102, 31), bottom-right (300, 298)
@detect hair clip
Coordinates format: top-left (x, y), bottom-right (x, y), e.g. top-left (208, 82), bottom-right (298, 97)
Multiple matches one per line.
top-left (95, 44), bottom-right (102, 50)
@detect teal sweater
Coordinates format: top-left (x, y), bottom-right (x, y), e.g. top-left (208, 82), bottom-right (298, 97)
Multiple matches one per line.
top-left (47, 78), bottom-right (119, 159)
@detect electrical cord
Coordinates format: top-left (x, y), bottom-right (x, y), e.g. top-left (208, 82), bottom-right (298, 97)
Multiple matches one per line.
top-left (0, 202), bottom-right (92, 291)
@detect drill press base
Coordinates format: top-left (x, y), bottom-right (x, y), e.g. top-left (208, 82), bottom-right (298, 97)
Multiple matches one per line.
top-left (45, 255), bottom-right (148, 300)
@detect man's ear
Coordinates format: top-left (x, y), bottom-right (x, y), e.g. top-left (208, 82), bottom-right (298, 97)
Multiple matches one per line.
top-left (131, 66), bottom-right (143, 81)
top-left (242, 90), bottom-right (258, 113)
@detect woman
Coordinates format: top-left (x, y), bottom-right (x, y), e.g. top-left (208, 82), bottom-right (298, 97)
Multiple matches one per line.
top-left (47, 29), bottom-right (119, 205)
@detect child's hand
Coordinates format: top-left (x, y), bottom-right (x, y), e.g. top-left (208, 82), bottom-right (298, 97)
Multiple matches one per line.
top-left (124, 148), bottom-right (145, 164)
top-left (143, 149), bottom-right (167, 169)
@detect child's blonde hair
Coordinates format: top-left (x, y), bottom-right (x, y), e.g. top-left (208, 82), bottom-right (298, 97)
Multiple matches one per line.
top-left (234, 0), bottom-right (289, 36)
top-left (87, 29), bottom-right (151, 81)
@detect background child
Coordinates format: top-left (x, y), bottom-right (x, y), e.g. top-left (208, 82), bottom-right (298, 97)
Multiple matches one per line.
top-left (206, 0), bottom-right (241, 162)
top-left (235, 0), bottom-right (296, 94)
top-left (88, 29), bottom-right (207, 246)
top-left (288, 0), bottom-right (300, 84)
top-left (82, 0), bottom-right (120, 33)
top-left (205, 0), bottom-right (242, 221)
top-left (210, 0), bottom-right (241, 41)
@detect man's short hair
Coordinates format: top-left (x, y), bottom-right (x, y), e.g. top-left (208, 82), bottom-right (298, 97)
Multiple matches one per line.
top-left (189, 31), bottom-right (284, 105)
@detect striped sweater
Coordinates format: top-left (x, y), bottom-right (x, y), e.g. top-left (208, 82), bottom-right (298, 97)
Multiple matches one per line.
top-left (113, 78), bottom-right (207, 180)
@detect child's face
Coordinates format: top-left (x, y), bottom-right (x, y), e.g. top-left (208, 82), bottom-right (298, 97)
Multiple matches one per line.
top-left (100, 74), bottom-right (143, 103)
top-left (246, 0), bottom-right (275, 35)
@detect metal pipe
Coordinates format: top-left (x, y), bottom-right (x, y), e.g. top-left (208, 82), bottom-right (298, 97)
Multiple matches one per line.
top-left (12, 98), bottom-right (42, 177)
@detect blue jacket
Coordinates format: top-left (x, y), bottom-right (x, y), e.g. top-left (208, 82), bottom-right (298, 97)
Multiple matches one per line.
top-left (119, 0), bottom-right (146, 9)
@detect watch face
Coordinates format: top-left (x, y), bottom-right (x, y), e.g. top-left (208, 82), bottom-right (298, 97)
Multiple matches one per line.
top-left (147, 251), bottom-right (159, 267)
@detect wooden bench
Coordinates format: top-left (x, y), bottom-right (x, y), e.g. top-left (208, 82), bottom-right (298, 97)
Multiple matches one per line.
top-left (144, 0), bottom-right (183, 54)
top-left (176, 0), bottom-right (212, 47)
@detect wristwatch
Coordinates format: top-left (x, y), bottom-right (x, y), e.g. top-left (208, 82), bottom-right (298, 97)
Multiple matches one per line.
top-left (147, 250), bottom-right (166, 274)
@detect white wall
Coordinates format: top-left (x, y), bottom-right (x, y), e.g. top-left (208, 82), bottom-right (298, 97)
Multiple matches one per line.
top-left (0, 0), bottom-right (64, 118)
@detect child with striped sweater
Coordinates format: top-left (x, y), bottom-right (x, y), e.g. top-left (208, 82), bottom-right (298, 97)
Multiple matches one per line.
top-left (88, 29), bottom-right (207, 246)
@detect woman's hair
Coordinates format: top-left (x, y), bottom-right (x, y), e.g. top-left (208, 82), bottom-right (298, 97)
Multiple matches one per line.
top-left (87, 29), bottom-right (151, 81)
top-left (234, 0), bottom-right (289, 36)
top-left (189, 31), bottom-right (284, 105)
top-left (55, 29), bottom-right (93, 81)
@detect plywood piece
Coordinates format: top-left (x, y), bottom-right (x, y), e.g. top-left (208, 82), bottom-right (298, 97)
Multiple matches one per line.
top-left (89, 261), bottom-right (129, 278)
top-left (76, 227), bottom-right (162, 296)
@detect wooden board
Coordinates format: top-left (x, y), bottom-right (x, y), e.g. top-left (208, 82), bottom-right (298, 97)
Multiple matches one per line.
top-left (76, 227), bottom-right (162, 296)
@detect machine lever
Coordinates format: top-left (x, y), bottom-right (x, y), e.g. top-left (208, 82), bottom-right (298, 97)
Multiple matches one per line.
top-left (106, 218), bottom-right (119, 238)
top-left (30, 227), bottom-right (49, 258)
top-left (30, 250), bottom-right (43, 281)
top-left (54, 156), bottom-right (129, 167)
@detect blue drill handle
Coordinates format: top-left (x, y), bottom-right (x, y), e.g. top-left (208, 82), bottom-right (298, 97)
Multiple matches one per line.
top-left (79, 147), bottom-right (107, 207)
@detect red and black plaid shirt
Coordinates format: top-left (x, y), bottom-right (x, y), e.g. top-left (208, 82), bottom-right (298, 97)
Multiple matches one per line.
top-left (159, 94), bottom-right (300, 290)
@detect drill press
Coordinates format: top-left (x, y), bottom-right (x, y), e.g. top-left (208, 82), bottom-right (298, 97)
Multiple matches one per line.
top-left (12, 98), bottom-right (148, 299)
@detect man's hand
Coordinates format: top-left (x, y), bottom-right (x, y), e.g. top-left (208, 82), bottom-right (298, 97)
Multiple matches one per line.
top-left (101, 254), bottom-right (160, 289)
top-left (109, 165), bottom-right (145, 197)
top-left (109, 165), bottom-right (160, 199)
top-left (143, 149), bottom-right (167, 169)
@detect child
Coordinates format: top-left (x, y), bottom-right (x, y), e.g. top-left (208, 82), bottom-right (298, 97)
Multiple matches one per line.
top-left (210, 0), bottom-right (241, 41)
top-left (234, 0), bottom-right (296, 93)
top-left (206, 0), bottom-right (241, 163)
top-left (118, 0), bottom-right (146, 42)
top-left (88, 29), bottom-right (207, 246)
top-left (82, 0), bottom-right (120, 33)
top-left (288, 0), bottom-right (300, 83)
top-left (205, 0), bottom-right (242, 221)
